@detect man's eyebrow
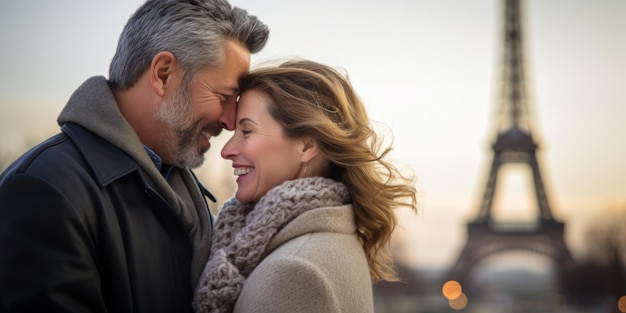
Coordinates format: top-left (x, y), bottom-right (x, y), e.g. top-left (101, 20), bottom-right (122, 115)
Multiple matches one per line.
top-left (212, 84), bottom-right (238, 95)
top-left (224, 86), bottom-right (239, 94)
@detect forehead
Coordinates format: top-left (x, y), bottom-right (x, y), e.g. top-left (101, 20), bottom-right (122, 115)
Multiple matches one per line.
top-left (220, 40), bottom-right (251, 86)
top-left (193, 40), bottom-right (251, 91)
top-left (238, 90), bottom-right (271, 117)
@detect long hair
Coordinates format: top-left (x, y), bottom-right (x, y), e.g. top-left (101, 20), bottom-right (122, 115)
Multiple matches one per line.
top-left (109, 0), bottom-right (269, 89)
top-left (239, 59), bottom-right (418, 282)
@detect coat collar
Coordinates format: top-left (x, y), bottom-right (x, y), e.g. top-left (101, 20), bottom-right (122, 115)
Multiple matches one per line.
top-left (62, 122), bottom-right (140, 187)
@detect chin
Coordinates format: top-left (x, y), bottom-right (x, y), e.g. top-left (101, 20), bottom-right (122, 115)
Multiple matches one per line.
top-left (235, 193), bottom-right (253, 204)
top-left (190, 156), bottom-right (205, 169)
top-left (176, 153), bottom-right (204, 169)
top-left (187, 145), bottom-right (208, 167)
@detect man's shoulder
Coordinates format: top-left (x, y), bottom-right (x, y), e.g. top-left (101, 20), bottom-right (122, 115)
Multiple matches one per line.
top-left (0, 123), bottom-right (137, 188)
top-left (1, 132), bottom-right (73, 179)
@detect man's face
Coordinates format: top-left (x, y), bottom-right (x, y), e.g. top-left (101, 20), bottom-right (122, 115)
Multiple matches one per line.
top-left (156, 40), bottom-right (251, 168)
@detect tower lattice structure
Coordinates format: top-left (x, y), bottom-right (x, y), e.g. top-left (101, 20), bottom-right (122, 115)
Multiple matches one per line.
top-left (448, 0), bottom-right (574, 284)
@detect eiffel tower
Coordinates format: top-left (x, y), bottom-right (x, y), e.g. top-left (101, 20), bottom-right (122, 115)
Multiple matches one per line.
top-left (448, 0), bottom-right (574, 284)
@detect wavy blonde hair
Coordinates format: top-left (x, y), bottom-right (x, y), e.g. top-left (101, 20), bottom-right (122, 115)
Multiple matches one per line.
top-left (239, 59), bottom-right (418, 282)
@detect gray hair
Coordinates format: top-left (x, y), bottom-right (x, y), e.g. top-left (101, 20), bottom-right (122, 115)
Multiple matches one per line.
top-left (109, 0), bottom-right (269, 89)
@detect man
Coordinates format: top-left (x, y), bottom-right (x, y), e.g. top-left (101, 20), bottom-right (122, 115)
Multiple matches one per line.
top-left (0, 0), bottom-right (269, 312)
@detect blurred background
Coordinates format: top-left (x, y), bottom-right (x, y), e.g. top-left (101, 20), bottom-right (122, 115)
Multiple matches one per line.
top-left (1, 0), bottom-right (625, 312)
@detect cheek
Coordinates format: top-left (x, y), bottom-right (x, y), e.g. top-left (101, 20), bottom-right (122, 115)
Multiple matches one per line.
top-left (259, 148), bottom-right (301, 183)
top-left (192, 95), bottom-right (223, 121)
top-left (240, 136), bottom-right (303, 200)
top-left (253, 163), bottom-right (292, 201)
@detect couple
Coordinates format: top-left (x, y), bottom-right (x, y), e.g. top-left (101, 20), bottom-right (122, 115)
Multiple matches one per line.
top-left (0, 0), bottom-right (417, 312)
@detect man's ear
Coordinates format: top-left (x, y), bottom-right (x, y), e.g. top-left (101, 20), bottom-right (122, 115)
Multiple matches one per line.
top-left (149, 51), bottom-right (178, 97)
top-left (300, 138), bottom-right (321, 163)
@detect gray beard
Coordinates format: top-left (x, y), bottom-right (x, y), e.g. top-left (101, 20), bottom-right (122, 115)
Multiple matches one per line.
top-left (155, 86), bottom-right (206, 168)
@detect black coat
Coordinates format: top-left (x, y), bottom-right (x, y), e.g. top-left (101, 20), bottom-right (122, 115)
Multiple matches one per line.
top-left (0, 122), bottom-right (210, 313)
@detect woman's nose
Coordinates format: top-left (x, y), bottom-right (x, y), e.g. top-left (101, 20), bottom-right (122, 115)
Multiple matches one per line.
top-left (220, 134), bottom-right (238, 160)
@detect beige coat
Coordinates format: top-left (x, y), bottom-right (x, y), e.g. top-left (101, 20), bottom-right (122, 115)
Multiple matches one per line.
top-left (233, 204), bottom-right (374, 313)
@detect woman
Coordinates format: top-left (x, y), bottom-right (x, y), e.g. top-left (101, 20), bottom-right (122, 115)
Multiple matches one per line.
top-left (193, 60), bottom-right (418, 313)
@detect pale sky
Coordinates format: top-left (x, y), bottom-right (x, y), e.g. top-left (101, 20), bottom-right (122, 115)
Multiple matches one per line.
top-left (1, 0), bottom-right (625, 270)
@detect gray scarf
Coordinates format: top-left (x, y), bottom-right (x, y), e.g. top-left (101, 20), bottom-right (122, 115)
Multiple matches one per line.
top-left (193, 177), bottom-right (350, 313)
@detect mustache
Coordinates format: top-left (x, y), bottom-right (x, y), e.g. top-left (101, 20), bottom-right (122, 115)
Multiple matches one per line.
top-left (204, 124), bottom-right (224, 137)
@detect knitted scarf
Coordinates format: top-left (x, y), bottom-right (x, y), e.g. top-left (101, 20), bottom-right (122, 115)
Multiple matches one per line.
top-left (193, 177), bottom-right (351, 313)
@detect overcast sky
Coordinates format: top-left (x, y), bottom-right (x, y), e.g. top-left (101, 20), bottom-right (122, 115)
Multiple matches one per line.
top-left (1, 0), bottom-right (625, 270)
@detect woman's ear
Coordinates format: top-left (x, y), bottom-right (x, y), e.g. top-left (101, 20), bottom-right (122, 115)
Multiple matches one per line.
top-left (300, 138), bottom-right (321, 164)
top-left (149, 51), bottom-right (179, 97)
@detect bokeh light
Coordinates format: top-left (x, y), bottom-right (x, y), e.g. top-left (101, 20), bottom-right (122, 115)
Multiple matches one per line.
top-left (442, 280), bottom-right (462, 300)
top-left (449, 293), bottom-right (468, 310)
top-left (618, 295), bottom-right (626, 313)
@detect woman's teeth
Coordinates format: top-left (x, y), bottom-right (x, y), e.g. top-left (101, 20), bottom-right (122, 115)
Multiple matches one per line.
top-left (234, 167), bottom-right (254, 176)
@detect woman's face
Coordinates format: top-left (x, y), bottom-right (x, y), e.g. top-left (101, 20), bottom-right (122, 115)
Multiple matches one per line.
top-left (221, 89), bottom-right (306, 203)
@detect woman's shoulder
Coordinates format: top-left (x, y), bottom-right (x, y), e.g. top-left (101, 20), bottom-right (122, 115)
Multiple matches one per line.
top-left (271, 230), bottom-right (366, 265)
top-left (255, 231), bottom-right (371, 290)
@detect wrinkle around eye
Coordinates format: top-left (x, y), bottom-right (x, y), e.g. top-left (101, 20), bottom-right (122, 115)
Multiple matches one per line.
top-left (197, 93), bottom-right (223, 103)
